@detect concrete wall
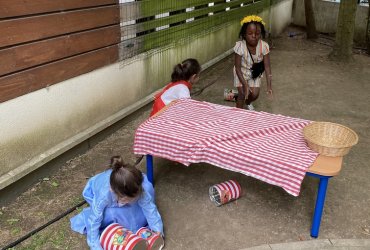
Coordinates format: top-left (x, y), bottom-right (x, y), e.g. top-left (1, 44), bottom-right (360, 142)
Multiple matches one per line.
top-left (269, 0), bottom-right (294, 37)
top-left (292, 0), bottom-right (369, 47)
top-left (0, 0), bottom-right (293, 190)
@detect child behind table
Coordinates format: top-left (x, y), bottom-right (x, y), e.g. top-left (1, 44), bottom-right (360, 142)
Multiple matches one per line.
top-left (150, 58), bottom-right (201, 117)
top-left (233, 15), bottom-right (273, 110)
top-left (70, 156), bottom-right (163, 250)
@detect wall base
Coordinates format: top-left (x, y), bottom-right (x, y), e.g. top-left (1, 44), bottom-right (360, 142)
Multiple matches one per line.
top-left (0, 103), bottom-right (152, 206)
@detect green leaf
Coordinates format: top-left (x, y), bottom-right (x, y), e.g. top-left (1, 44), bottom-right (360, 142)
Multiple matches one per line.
top-left (51, 181), bottom-right (59, 187)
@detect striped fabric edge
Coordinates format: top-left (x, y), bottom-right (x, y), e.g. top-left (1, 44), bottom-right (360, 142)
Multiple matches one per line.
top-left (209, 161), bottom-right (302, 196)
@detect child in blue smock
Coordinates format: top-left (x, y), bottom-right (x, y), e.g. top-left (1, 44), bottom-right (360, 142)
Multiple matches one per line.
top-left (70, 156), bottom-right (163, 250)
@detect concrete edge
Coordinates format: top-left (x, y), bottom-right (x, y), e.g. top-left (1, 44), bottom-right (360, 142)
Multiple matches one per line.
top-left (329, 239), bottom-right (370, 247)
top-left (0, 95), bottom-right (153, 190)
top-left (238, 239), bottom-right (370, 250)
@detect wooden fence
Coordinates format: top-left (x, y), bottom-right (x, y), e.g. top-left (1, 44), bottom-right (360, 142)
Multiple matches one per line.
top-left (0, 0), bottom-right (121, 103)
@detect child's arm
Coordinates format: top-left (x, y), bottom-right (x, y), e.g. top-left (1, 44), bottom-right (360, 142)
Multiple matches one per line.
top-left (138, 190), bottom-right (164, 235)
top-left (86, 199), bottom-right (107, 250)
top-left (234, 53), bottom-right (250, 98)
top-left (263, 53), bottom-right (273, 98)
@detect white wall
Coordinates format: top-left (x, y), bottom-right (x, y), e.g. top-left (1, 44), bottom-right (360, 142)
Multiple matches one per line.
top-left (292, 0), bottom-right (369, 46)
top-left (270, 0), bottom-right (294, 37)
top-left (0, 61), bottom-right (147, 188)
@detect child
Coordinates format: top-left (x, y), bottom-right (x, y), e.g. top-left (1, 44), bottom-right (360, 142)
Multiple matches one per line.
top-left (150, 58), bottom-right (201, 117)
top-left (233, 15), bottom-right (273, 110)
top-left (70, 156), bottom-right (163, 250)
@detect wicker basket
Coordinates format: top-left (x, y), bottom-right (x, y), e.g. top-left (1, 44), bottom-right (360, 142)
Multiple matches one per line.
top-left (303, 122), bottom-right (358, 157)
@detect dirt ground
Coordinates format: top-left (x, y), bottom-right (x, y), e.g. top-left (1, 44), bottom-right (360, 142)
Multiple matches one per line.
top-left (1, 26), bottom-right (370, 250)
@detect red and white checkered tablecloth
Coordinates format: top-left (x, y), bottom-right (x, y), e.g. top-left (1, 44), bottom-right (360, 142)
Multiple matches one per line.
top-left (134, 99), bottom-right (319, 196)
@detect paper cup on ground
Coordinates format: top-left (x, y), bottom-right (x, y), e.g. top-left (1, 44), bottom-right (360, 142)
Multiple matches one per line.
top-left (136, 227), bottom-right (164, 250)
top-left (209, 180), bottom-right (241, 206)
top-left (100, 223), bottom-right (148, 250)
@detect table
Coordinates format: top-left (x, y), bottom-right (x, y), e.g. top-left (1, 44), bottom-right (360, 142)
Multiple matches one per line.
top-left (134, 99), bottom-right (343, 237)
top-left (305, 155), bottom-right (342, 237)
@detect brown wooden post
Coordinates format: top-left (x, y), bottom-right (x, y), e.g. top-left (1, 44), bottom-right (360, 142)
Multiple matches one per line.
top-left (304, 0), bottom-right (318, 39)
top-left (366, 4), bottom-right (370, 55)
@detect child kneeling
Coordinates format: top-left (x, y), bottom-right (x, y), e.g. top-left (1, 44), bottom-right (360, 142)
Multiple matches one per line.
top-left (70, 156), bottom-right (163, 250)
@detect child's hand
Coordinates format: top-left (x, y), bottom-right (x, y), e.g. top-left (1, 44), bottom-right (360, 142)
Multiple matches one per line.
top-left (266, 89), bottom-right (273, 100)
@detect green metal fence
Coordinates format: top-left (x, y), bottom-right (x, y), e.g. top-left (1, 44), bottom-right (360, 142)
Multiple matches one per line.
top-left (119, 0), bottom-right (271, 60)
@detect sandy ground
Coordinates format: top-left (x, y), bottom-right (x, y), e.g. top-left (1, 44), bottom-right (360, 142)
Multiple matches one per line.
top-left (1, 26), bottom-right (370, 250)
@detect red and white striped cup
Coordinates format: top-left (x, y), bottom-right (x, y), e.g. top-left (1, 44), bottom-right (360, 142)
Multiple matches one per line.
top-left (136, 227), bottom-right (164, 250)
top-left (100, 223), bottom-right (148, 250)
top-left (209, 180), bottom-right (241, 206)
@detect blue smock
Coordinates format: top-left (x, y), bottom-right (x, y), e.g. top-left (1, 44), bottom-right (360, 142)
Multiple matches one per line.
top-left (70, 170), bottom-right (163, 250)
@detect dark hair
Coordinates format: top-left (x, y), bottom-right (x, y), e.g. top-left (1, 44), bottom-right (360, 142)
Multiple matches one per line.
top-left (171, 58), bottom-right (201, 82)
top-left (239, 21), bottom-right (266, 40)
top-left (109, 156), bottom-right (143, 198)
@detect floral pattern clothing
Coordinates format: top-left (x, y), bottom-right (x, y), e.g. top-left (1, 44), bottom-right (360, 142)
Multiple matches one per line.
top-left (233, 39), bottom-right (270, 88)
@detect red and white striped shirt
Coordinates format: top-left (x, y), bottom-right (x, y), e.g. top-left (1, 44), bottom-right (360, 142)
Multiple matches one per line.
top-left (134, 99), bottom-right (319, 196)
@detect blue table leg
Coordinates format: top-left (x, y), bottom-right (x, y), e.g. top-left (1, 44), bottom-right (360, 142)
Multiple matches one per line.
top-left (307, 173), bottom-right (331, 238)
top-left (146, 155), bottom-right (154, 185)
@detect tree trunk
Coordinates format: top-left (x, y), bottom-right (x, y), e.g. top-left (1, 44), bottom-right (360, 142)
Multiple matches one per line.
top-left (367, 4), bottom-right (370, 55)
top-left (329, 0), bottom-right (358, 62)
top-left (304, 0), bottom-right (318, 39)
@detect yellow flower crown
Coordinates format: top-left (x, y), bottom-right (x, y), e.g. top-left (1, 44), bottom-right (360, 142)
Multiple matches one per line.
top-left (240, 15), bottom-right (266, 26)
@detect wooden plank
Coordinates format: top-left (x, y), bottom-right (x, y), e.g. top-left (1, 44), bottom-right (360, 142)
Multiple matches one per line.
top-left (0, 6), bottom-right (120, 48)
top-left (0, 0), bottom-right (118, 18)
top-left (0, 25), bottom-right (120, 76)
top-left (308, 155), bottom-right (343, 176)
top-left (0, 45), bottom-right (118, 103)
